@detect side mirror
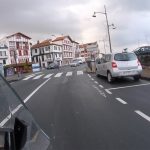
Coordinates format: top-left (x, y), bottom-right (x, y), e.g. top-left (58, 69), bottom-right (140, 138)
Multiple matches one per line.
top-left (0, 128), bottom-right (16, 150)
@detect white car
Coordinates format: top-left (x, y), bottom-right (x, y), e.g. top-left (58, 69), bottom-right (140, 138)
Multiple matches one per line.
top-left (95, 52), bottom-right (142, 83)
top-left (70, 60), bottom-right (80, 67)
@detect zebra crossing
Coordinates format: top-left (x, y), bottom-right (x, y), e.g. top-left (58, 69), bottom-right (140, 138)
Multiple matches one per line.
top-left (23, 71), bottom-right (84, 81)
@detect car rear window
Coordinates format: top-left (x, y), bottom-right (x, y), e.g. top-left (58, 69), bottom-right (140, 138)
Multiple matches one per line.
top-left (114, 53), bottom-right (137, 61)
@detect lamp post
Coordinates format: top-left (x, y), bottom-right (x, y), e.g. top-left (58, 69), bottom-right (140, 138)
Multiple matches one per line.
top-left (92, 5), bottom-right (115, 53)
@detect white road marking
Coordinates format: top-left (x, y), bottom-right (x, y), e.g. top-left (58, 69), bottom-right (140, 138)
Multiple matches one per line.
top-left (92, 85), bottom-right (106, 98)
top-left (0, 78), bottom-right (51, 127)
top-left (107, 83), bottom-right (150, 91)
top-left (66, 72), bottom-right (72, 76)
top-left (33, 74), bottom-right (44, 79)
top-left (23, 75), bottom-right (35, 80)
top-left (94, 81), bottom-right (98, 84)
top-left (44, 74), bottom-right (53, 79)
top-left (91, 78), bottom-right (94, 81)
top-left (25, 72), bottom-right (42, 78)
top-left (54, 72), bottom-right (63, 78)
top-left (135, 110), bottom-right (150, 122)
top-left (88, 74), bottom-right (91, 78)
top-left (99, 85), bottom-right (104, 88)
top-left (77, 71), bottom-right (83, 75)
top-left (105, 89), bottom-right (112, 94)
top-left (116, 98), bottom-right (127, 104)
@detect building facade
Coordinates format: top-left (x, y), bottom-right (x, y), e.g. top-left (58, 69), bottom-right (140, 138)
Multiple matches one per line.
top-left (31, 39), bottom-right (62, 68)
top-left (79, 42), bottom-right (99, 60)
top-left (0, 43), bottom-right (10, 65)
top-left (0, 32), bottom-right (32, 65)
top-left (52, 36), bottom-right (75, 65)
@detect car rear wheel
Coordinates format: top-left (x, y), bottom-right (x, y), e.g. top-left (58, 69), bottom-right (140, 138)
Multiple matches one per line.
top-left (107, 72), bottom-right (113, 83)
top-left (134, 75), bottom-right (140, 81)
top-left (96, 68), bottom-right (100, 77)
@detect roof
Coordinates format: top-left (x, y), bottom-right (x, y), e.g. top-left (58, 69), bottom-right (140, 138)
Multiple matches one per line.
top-left (52, 35), bottom-right (73, 42)
top-left (79, 42), bottom-right (98, 48)
top-left (72, 40), bottom-right (79, 44)
top-left (31, 39), bottom-right (61, 49)
top-left (6, 32), bottom-right (31, 39)
top-left (134, 46), bottom-right (150, 55)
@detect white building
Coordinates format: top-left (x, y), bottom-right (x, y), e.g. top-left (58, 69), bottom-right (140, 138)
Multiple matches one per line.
top-left (52, 36), bottom-right (76, 65)
top-left (79, 42), bottom-right (99, 59)
top-left (0, 32), bottom-right (32, 64)
top-left (72, 41), bottom-right (80, 58)
top-left (0, 43), bottom-right (10, 65)
top-left (31, 39), bottom-right (62, 68)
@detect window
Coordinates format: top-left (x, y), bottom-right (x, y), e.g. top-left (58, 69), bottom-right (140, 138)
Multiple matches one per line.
top-left (19, 50), bottom-right (22, 56)
top-left (114, 53), bottom-right (137, 61)
top-left (35, 49), bottom-right (37, 53)
top-left (105, 54), bottom-right (111, 62)
top-left (42, 55), bottom-right (44, 61)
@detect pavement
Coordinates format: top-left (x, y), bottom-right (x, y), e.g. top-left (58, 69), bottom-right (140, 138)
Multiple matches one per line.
top-left (7, 64), bottom-right (150, 150)
top-left (141, 66), bottom-right (150, 80)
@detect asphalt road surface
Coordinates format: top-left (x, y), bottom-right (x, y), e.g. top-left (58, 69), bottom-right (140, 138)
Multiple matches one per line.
top-left (11, 64), bottom-right (150, 150)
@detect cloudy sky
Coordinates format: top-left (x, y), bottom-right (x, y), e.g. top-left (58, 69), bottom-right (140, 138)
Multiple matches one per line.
top-left (0, 0), bottom-right (150, 53)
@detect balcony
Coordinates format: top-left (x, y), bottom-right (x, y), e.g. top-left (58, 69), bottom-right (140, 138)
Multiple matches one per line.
top-left (0, 55), bottom-right (8, 59)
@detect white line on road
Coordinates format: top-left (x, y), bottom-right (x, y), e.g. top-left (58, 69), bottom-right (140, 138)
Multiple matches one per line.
top-left (92, 85), bottom-right (106, 98)
top-left (0, 77), bottom-right (51, 127)
top-left (88, 74), bottom-right (91, 78)
top-left (44, 74), bottom-right (53, 79)
top-left (99, 85), bottom-right (104, 88)
top-left (77, 71), bottom-right (83, 75)
top-left (66, 72), bottom-right (72, 76)
top-left (25, 72), bottom-right (42, 78)
top-left (23, 75), bottom-right (35, 80)
top-left (54, 72), bottom-right (63, 78)
top-left (94, 81), bottom-right (98, 84)
top-left (116, 98), bottom-right (127, 104)
top-left (105, 89), bottom-right (112, 94)
top-left (135, 110), bottom-right (150, 122)
top-left (33, 74), bottom-right (44, 79)
top-left (107, 83), bottom-right (150, 91)
top-left (91, 78), bottom-right (94, 81)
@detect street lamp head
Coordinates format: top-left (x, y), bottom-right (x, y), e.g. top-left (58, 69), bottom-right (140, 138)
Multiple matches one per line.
top-left (92, 12), bottom-right (96, 17)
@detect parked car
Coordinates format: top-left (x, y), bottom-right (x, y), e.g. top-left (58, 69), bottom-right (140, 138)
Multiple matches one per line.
top-left (75, 57), bottom-right (86, 64)
top-left (70, 60), bottom-right (80, 67)
top-left (47, 62), bottom-right (59, 69)
top-left (95, 52), bottom-right (142, 83)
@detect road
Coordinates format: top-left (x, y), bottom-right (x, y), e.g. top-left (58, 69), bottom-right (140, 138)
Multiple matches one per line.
top-left (11, 64), bottom-right (150, 150)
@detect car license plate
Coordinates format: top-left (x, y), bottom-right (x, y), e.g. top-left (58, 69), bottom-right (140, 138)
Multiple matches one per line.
top-left (120, 71), bottom-right (136, 76)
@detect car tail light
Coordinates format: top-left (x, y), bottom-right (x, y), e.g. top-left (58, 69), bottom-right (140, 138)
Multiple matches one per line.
top-left (137, 60), bottom-right (141, 66)
top-left (112, 62), bottom-right (117, 68)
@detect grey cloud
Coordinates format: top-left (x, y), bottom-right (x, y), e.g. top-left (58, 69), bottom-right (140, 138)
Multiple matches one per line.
top-left (0, 0), bottom-right (86, 40)
top-left (107, 0), bottom-right (150, 12)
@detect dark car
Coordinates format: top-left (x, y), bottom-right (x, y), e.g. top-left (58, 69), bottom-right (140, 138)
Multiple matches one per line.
top-left (47, 62), bottom-right (59, 69)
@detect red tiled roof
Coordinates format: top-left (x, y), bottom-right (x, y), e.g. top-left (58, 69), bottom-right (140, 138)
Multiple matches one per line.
top-left (79, 42), bottom-right (97, 48)
top-left (6, 32), bottom-right (31, 39)
top-left (31, 39), bottom-right (61, 49)
top-left (52, 35), bottom-right (73, 42)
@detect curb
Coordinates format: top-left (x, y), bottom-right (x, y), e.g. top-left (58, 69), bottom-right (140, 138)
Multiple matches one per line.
top-left (141, 76), bottom-right (150, 81)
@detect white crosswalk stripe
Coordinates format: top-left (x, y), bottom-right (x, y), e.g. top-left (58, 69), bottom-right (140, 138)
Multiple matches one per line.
top-left (66, 72), bottom-right (72, 76)
top-left (77, 71), bottom-right (83, 75)
top-left (33, 74), bottom-right (44, 79)
top-left (44, 74), bottom-right (53, 79)
top-left (23, 75), bottom-right (35, 80)
top-left (54, 72), bottom-right (63, 78)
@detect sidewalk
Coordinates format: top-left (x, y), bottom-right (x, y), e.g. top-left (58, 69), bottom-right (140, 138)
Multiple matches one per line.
top-left (141, 66), bottom-right (150, 80)
top-left (5, 72), bottom-right (33, 83)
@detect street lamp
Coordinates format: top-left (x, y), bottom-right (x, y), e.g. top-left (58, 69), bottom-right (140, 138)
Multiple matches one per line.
top-left (92, 5), bottom-right (114, 53)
